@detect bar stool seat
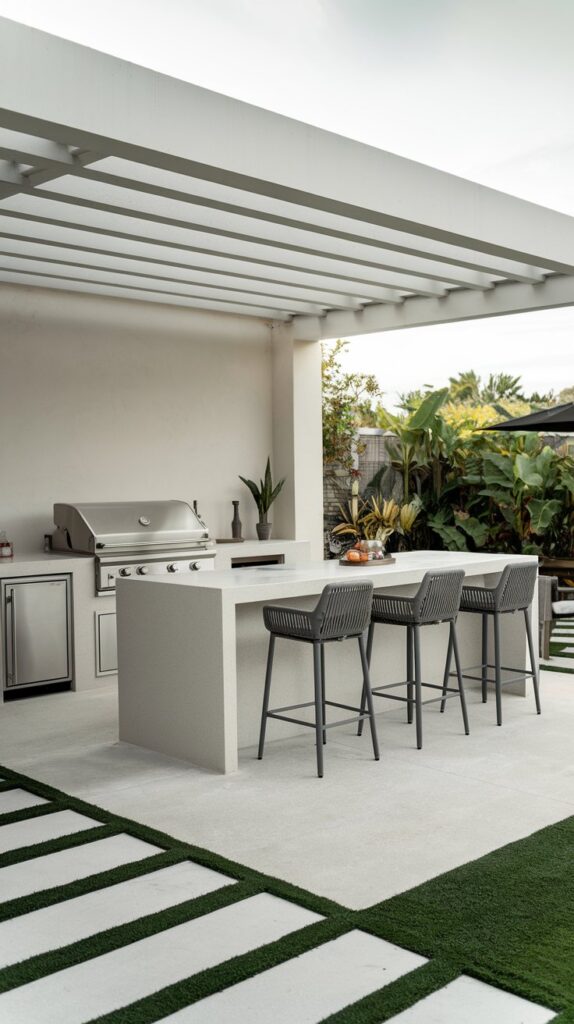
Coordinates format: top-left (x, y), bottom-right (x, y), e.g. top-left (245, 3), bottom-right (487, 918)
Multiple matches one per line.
top-left (359, 569), bottom-right (468, 750)
top-left (258, 580), bottom-right (379, 777)
top-left (449, 562), bottom-right (541, 726)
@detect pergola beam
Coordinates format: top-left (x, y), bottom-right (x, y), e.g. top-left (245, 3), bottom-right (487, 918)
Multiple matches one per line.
top-left (0, 159), bottom-right (21, 185)
top-left (1, 19), bottom-right (573, 274)
top-left (291, 273), bottom-right (574, 340)
top-left (0, 128), bottom-right (75, 168)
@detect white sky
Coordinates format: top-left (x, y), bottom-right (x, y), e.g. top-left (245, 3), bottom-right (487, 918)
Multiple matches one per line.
top-left (1, 0), bottom-right (574, 407)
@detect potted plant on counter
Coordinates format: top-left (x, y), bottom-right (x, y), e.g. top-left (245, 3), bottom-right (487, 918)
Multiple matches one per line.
top-left (240, 457), bottom-right (286, 540)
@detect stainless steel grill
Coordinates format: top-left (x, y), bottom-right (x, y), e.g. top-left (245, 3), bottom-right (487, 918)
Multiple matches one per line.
top-left (53, 500), bottom-right (216, 595)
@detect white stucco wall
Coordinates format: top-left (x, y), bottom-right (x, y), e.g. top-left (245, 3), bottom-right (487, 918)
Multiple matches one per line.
top-left (0, 285), bottom-right (274, 550)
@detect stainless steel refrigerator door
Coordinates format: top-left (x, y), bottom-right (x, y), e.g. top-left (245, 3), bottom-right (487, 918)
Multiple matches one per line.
top-left (4, 577), bottom-right (72, 688)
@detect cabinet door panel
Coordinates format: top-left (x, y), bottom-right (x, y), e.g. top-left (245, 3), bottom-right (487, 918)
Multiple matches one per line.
top-left (96, 612), bottom-right (118, 675)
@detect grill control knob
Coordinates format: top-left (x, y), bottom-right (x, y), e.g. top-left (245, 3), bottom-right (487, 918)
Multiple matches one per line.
top-left (190, 561), bottom-right (200, 571)
top-left (119, 567), bottom-right (132, 577)
top-left (167, 563), bottom-right (179, 573)
top-left (136, 565), bottom-right (149, 575)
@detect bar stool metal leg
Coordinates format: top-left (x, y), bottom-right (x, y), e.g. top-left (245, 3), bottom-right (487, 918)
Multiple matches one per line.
top-left (413, 624), bottom-right (423, 749)
top-left (494, 612), bottom-right (502, 726)
top-left (366, 620), bottom-right (375, 666)
top-left (524, 607), bottom-right (541, 715)
top-left (482, 613), bottom-right (488, 703)
top-left (439, 624), bottom-right (453, 714)
top-left (357, 623), bottom-right (375, 737)
top-left (320, 643), bottom-right (327, 744)
top-left (358, 634), bottom-right (380, 760)
top-left (406, 625), bottom-right (414, 724)
top-left (451, 623), bottom-right (469, 735)
top-left (258, 634), bottom-right (275, 760)
top-left (313, 642), bottom-right (324, 778)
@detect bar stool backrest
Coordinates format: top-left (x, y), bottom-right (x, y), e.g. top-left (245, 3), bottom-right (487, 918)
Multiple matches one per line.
top-left (413, 569), bottom-right (465, 624)
top-left (494, 563), bottom-right (538, 612)
top-left (312, 580), bottom-right (374, 640)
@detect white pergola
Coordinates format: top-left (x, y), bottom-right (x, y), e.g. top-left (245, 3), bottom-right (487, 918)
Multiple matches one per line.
top-left (1, 17), bottom-right (574, 341)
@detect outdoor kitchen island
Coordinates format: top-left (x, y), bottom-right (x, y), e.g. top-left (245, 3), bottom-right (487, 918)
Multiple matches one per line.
top-left (116, 551), bottom-right (538, 773)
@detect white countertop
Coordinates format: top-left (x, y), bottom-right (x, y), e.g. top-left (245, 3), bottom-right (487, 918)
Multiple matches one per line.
top-left (0, 550), bottom-right (93, 577)
top-left (119, 551), bottom-right (537, 606)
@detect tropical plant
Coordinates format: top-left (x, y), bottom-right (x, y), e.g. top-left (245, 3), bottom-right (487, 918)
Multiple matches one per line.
top-left (331, 499), bottom-right (364, 543)
top-left (447, 369), bottom-right (482, 404)
top-left (331, 495), bottom-right (422, 551)
top-left (325, 354), bottom-right (573, 559)
top-left (481, 373), bottom-right (525, 403)
top-left (239, 457), bottom-right (285, 523)
top-left (322, 340), bottom-right (381, 469)
top-left (440, 399), bottom-right (533, 435)
top-left (399, 372), bottom-right (555, 415)
top-left (374, 388), bottom-right (454, 503)
top-left (361, 496), bottom-right (400, 543)
top-left (465, 434), bottom-right (574, 555)
top-left (367, 389), bottom-right (574, 557)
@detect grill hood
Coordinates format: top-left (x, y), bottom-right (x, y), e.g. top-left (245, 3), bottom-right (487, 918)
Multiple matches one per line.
top-left (53, 500), bottom-right (211, 554)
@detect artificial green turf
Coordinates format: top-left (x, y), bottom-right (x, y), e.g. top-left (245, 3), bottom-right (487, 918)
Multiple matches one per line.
top-left (550, 646), bottom-right (574, 659)
top-left (541, 625), bottom-right (574, 674)
top-left (360, 816), bottom-right (574, 1017)
top-left (0, 763), bottom-right (572, 1022)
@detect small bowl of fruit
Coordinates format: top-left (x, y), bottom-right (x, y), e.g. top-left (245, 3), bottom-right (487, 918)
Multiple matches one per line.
top-left (339, 539), bottom-right (390, 565)
top-left (339, 543), bottom-right (370, 566)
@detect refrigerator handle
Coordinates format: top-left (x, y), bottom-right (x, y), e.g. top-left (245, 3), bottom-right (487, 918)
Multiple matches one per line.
top-left (6, 588), bottom-right (17, 686)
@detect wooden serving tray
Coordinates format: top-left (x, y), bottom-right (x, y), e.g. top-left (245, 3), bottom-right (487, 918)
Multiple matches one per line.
top-left (339, 555), bottom-right (396, 567)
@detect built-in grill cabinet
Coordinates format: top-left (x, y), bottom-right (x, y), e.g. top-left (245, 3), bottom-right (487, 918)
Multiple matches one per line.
top-left (52, 500), bottom-right (216, 595)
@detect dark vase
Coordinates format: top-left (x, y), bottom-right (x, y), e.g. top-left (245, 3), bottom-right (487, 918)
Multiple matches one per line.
top-left (256, 520), bottom-right (272, 541)
top-left (231, 501), bottom-right (242, 540)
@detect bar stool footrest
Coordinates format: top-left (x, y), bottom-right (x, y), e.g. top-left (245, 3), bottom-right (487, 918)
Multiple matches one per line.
top-left (452, 664), bottom-right (536, 686)
top-left (371, 680), bottom-right (464, 696)
top-left (266, 711), bottom-right (370, 730)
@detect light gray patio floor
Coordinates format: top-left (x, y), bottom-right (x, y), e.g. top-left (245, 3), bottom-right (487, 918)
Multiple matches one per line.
top-left (1, 670), bottom-right (572, 909)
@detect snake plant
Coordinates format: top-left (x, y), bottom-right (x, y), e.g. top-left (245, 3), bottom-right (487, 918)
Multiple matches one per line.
top-left (239, 457), bottom-right (285, 522)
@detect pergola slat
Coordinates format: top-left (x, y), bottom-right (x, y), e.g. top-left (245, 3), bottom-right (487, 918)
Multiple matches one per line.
top-left (9, 179), bottom-right (492, 290)
top-left (0, 242), bottom-right (373, 309)
top-left (0, 201), bottom-right (448, 297)
top-left (0, 269), bottom-right (293, 319)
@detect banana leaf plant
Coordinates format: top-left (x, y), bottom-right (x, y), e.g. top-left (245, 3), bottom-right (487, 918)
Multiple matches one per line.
top-left (367, 390), bottom-right (574, 557)
top-left (239, 457), bottom-right (285, 524)
top-left (375, 388), bottom-right (453, 502)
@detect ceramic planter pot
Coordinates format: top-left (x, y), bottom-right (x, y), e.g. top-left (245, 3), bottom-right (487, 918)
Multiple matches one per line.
top-left (256, 521), bottom-right (272, 541)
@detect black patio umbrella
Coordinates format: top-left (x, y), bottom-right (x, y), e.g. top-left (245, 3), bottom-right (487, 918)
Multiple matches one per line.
top-left (484, 402), bottom-right (574, 432)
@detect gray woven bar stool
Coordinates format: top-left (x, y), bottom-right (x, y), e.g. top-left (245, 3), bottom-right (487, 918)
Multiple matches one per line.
top-left (358, 569), bottom-right (468, 750)
top-left (258, 581), bottom-right (379, 778)
top-left (445, 563), bottom-right (541, 726)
